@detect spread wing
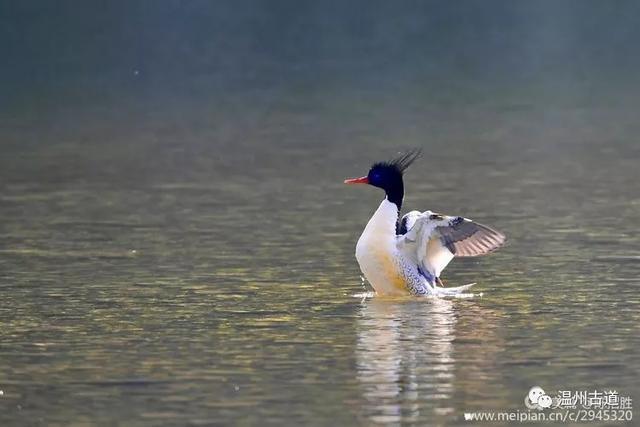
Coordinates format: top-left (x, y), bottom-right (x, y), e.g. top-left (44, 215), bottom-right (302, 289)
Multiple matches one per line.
top-left (436, 216), bottom-right (506, 257)
top-left (398, 210), bottom-right (505, 278)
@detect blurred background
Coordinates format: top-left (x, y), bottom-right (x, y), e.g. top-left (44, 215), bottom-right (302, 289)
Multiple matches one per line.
top-left (1, 1), bottom-right (639, 425)
top-left (2, 1), bottom-right (640, 183)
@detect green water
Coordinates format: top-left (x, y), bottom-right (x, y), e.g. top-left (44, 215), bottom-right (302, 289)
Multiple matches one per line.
top-left (1, 97), bottom-right (639, 425)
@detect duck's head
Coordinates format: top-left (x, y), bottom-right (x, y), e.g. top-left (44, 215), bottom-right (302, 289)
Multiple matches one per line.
top-left (344, 149), bottom-right (421, 210)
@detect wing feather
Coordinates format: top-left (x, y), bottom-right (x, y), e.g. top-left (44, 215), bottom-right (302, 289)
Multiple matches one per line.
top-left (437, 218), bottom-right (506, 257)
top-left (398, 210), bottom-right (506, 279)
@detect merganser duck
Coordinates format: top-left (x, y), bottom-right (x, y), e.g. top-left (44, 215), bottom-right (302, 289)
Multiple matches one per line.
top-left (345, 150), bottom-right (505, 296)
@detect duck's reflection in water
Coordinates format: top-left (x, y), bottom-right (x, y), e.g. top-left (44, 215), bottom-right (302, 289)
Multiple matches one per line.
top-left (356, 297), bottom-right (459, 425)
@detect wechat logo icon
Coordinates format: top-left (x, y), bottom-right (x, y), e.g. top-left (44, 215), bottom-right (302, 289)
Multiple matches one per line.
top-left (525, 386), bottom-right (553, 410)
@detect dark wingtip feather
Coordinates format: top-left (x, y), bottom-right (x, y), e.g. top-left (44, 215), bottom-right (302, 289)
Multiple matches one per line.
top-left (438, 219), bottom-right (506, 257)
top-left (456, 224), bottom-right (506, 257)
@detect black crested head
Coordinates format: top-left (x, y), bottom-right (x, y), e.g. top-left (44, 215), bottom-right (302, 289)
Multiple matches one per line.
top-left (367, 149), bottom-right (422, 210)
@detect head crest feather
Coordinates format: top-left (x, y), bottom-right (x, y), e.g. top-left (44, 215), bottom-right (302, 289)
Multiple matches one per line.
top-left (372, 148), bottom-right (422, 174)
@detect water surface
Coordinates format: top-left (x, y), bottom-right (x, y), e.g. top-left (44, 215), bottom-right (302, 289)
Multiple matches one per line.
top-left (1, 93), bottom-right (638, 426)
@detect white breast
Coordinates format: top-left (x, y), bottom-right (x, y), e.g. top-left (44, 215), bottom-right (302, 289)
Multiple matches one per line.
top-left (355, 199), bottom-right (408, 296)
